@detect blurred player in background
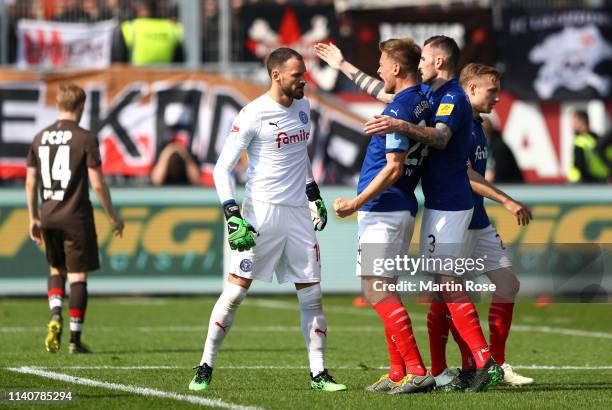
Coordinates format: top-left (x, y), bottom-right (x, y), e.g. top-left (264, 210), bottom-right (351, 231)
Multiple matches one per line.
top-left (25, 83), bottom-right (124, 354)
top-left (327, 38), bottom-right (435, 394)
top-left (430, 63), bottom-right (534, 390)
top-left (189, 47), bottom-right (346, 393)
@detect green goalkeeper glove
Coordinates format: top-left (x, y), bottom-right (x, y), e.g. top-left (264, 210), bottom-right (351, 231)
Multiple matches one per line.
top-left (223, 201), bottom-right (258, 251)
top-left (306, 182), bottom-right (327, 231)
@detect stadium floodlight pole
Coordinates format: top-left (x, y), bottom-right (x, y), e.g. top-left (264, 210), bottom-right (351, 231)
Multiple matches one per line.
top-left (177, 0), bottom-right (201, 69)
top-left (219, 0), bottom-right (231, 74)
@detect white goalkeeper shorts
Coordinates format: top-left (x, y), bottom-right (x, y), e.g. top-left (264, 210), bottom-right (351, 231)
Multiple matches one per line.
top-left (464, 224), bottom-right (512, 279)
top-left (229, 198), bottom-right (321, 284)
top-left (356, 210), bottom-right (416, 278)
top-left (418, 207), bottom-right (474, 276)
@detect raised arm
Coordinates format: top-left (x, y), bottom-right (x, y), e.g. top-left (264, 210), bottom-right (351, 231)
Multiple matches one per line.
top-left (314, 42), bottom-right (394, 104)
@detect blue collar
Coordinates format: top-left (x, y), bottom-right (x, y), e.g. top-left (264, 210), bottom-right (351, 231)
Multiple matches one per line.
top-left (393, 84), bottom-right (421, 101)
top-left (432, 77), bottom-right (459, 97)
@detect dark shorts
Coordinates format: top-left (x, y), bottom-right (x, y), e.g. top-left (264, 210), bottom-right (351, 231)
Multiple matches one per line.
top-left (42, 225), bottom-right (100, 273)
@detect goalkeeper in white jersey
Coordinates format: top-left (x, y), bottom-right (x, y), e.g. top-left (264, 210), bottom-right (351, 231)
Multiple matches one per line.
top-left (188, 47), bottom-right (346, 392)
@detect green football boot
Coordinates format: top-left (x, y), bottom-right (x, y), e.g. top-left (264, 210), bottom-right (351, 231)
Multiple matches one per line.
top-left (310, 370), bottom-right (347, 392)
top-left (436, 369), bottom-right (475, 392)
top-left (189, 364), bottom-right (213, 391)
top-left (464, 357), bottom-right (504, 392)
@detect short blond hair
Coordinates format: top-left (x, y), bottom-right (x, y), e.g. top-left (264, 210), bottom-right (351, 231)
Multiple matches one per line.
top-left (459, 63), bottom-right (500, 88)
top-left (57, 83), bottom-right (86, 112)
top-left (379, 38), bottom-right (421, 76)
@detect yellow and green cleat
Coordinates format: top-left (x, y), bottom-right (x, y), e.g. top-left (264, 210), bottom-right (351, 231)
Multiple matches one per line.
top-left (364, 374), bottom-right (394, 392)
top-left (44, 317), bottom-right (62, 353)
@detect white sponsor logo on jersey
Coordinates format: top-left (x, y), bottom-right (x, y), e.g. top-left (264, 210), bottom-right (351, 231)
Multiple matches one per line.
top-left (474, 145), bottom-right (488, 161)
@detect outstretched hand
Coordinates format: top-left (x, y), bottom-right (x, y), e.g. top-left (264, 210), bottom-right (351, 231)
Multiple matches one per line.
top-left (314, 42), bottom-right (344, 69)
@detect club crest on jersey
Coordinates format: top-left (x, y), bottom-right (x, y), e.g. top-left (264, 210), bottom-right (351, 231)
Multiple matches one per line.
top-left (231, 124), bottom-right (240, 133)
top-left (299, 111), bottom-right (308, 124)
top-left (240, 259), bottom-right (253, 272)
top-left (436, 103), bottom-right (454, 116)
top-left (275, 129), bottom-right (310, 149)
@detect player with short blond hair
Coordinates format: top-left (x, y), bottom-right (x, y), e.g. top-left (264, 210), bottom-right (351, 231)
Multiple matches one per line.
top-left (331, 37), bottom-right (434, 394)
top-left (26, 83), bottom-right (124, 354)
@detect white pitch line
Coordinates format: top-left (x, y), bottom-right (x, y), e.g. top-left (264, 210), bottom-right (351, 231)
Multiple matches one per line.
top-left (0, 325), bottom-right (391, 334)
top-left (6, 367), bottom-right (262, 410)
top-left (12, 365), bottom-right (612, 371)
top-left (511, 325), bottom-right (612, 340)
top-left (3, 322), bottom-right (612, 341)
top-left (512, 365), bottom-right (612, 370)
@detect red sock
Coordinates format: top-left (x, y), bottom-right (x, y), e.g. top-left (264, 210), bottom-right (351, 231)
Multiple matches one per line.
top-left (374, 294), bottom-right (426, 376)
top-left (384, 326), bottom-right (405, 382)
top-left (489, 294), bottom-right (514, 365)
top-left (443, 289), bottom-right (491, 368)
top-left (427, 302), bottom-right (449, 376)
top-left (448, 318), bottom-right (475, 370)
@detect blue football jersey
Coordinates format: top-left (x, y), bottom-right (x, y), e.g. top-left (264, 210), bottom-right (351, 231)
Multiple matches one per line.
top-left (421, 78), bottom-right (474, 211)
top-left (357, 85), bottom-right (432, 215)
top-left (468, 117), bottom-right (491, 230)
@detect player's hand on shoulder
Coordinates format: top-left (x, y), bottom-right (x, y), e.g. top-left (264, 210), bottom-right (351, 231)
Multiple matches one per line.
top-left (29, 218), bottom-right (42, 245)
top-left (363, 115), bottom-right (398, 136)
top-left (313, 42), bottom-right (344, 69)
top-left (333, 197), bottom-right (357, 218)
top-left (503, 198), bottom-right (533, 226)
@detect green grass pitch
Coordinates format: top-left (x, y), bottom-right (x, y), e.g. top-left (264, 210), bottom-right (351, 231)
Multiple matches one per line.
top-left (1, 296), bottom-right (612, 409)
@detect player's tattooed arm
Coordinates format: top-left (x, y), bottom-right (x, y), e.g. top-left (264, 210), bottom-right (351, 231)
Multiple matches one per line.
top-left (350, 70), bottom-right (392, 103)
top-left (363, 116), bottom-right (451, 149)
top-left (314, 42), bottom-right (394, 104)
top-left (467, 163), bottom-right (533, 226)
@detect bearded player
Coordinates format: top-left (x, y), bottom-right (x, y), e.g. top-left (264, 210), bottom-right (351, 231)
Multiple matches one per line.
top-left (188, 47), bottom-right (346, 392)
